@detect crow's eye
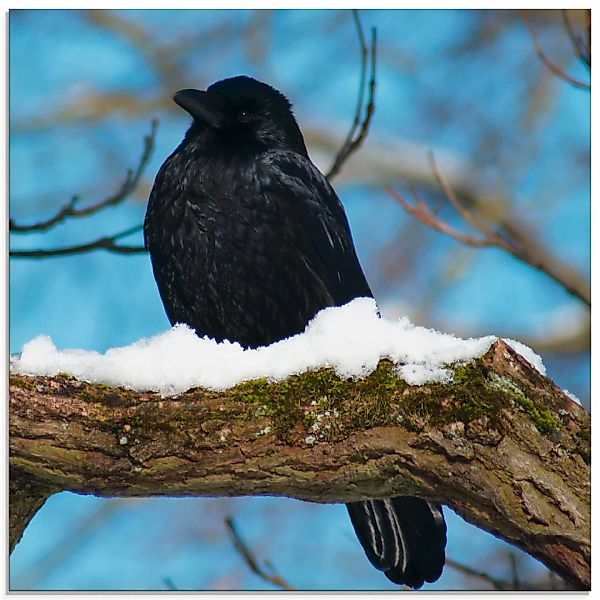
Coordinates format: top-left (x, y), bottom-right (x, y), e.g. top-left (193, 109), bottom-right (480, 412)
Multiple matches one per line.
top-left (238, 110), bottom-right (251, 123)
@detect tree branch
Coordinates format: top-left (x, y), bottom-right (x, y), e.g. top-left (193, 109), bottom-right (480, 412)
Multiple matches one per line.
top-left (9, 225), bottom-right (147, 258)
top-left (9, 340), bottom-right (589, 588)
top-left (562, 10), bottom-right (591, 69)
top-left (326, 10), bottom-right (377, 180)
top-left (523, 15), bottom-right (590, 91)
top-left (225, 517), bottom-right (295, 590)
top-left (9, 121), bottom-right (157, 259)
top-left (10, 120), bottom-right (158, 234)
top-left (9, 473), bottom-right (56, 555)
top-left (386, 154), bottom-right (591, 307)
top-left (445, 557), bottom-right (509, 591)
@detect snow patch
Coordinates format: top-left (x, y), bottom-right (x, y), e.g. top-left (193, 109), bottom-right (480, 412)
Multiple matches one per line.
top-left (562, 389), bottom-right (582, 406)
top-left (11, 298), bottom-right (545, 396)
top-left (504, 338), bottom-right (546, 376)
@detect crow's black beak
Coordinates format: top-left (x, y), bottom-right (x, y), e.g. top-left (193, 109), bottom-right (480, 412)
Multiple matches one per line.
top-left (173, 89), bottom-right (224, 127)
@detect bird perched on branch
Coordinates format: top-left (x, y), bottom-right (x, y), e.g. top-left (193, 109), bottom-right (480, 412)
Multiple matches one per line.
top-left (144, 75), bottom-right (446, 588)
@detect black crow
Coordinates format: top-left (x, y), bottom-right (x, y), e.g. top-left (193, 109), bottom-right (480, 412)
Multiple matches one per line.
top-left (144, 75), bottom-right (446, 588)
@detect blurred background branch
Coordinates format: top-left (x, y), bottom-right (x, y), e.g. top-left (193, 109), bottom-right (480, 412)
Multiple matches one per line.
top-left (562, 9), bottom-right (591, 69)
top-left (386, 152), bottom-right (591, 306)
top-left (225, 517), bottom-right (295, 591)
top-left (523, 12), bottom-right (590, 90)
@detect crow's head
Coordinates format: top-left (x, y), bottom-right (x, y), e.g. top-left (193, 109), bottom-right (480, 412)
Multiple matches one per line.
top-left (174, 76), bottom-right (308, 157)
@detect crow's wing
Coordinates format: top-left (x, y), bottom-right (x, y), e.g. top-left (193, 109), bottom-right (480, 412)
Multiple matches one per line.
top-left (258, 150), bottom-right (373, 306)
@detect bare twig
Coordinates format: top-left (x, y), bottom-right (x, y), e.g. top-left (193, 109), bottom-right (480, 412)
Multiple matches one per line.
top-left (447, 553), bottom-right (572, 591)
top-left (162, 577), bottom-right (178, 590)
top-left (10, 120), bottom-right (158, 234)
top-left (562, 10), bottom-right (591, 69)
top-left (509, 552), bottom-right (521, 590)
top-left (427, 153), bottom-right (503, 243)
top-left (387, 153), bottom-right (591, 307)
top-left (10, 225), bottom-right (146, 259)
top-left (523, 15), bottom-right (590, 90)
top-left (224, 517), bottom-right (295, 591)
top-left (9, 121), bottom-right (156, 259)
top-left (446, 558), bottom-right (508, 590)
top-left (326, 10), bottom-right (377, 180)
top-left (385, 184), bottom-right (493, 249)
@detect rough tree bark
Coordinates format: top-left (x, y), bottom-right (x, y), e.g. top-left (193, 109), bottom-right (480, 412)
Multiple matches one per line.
top-left (9, 340), bottom-right (590, 589)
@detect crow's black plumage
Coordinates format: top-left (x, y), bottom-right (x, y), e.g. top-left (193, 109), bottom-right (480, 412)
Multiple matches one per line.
top-left (144, 75), bottom-right (447, 588)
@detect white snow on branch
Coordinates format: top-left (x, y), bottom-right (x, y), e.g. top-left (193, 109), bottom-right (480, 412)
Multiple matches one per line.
top-left (11, 298), bottom-right (546, 396)
top-left (503, 338), bottom-right (546, 376)
top-left (562, 389), bottom-right (582, 406)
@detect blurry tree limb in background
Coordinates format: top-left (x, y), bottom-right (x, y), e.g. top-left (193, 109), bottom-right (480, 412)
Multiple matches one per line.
top-left (445, 554), bottom-right (569, 591)
top-left (14, 500), bottom-right (127, 589)
top-left (225, 517), bottom-right (295, 591)
top-left (523, 12), bottom-right (590, 90)
top-left (562, 9), bottom-right (591, 69)
top-left (382, 8), bottom-right (591, 309)
top-left (308, 129), bottom-right (591, 331)
top-left (386, 153), bottom-right (591, 307)
top-left (224, 515), bottom-right (569, 591)
top-left (9, 340), bottom-right (590, 589)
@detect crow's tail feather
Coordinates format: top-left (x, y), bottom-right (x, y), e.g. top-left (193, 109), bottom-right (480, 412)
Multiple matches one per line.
top-left (346, 496), bottom-right (446, 589)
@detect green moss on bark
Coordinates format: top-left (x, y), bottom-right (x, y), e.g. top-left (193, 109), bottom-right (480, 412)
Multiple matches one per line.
top-left (572, 426), bottom-right (591, 464)
top-left (11, 354), bottom-right (581, 453)
top-left (9, 375), bottom-right (36, 391)
top-left (486, 372), bottom-right (561, 436)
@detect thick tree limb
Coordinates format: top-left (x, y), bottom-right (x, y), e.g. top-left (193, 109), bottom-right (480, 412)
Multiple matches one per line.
top-left (9, 474), bottom-right (57, 554)
top-left (9, 340), bottom-right (589, 589)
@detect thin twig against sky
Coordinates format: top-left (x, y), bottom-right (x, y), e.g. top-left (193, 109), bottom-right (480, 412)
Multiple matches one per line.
top-left (9, 121), bottom-right (157, 257)
top-left (10, 120), bottom-right (158, 233)
top-left (386, 153), bottom-right (591, 307)
top-left (523, 15), bottom-right (590, 91)
top-left (225, 517), bottom-right (295, 591)
top-left (326, 9), bottom-right (377, 180)
top-left (10, 225), bottom-right (146, 258)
